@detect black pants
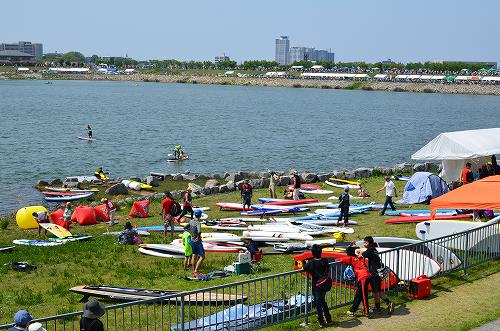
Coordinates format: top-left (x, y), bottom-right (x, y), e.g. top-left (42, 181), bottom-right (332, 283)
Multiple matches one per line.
top-left (312, 289), bottom-right (331, 323)
top-left (178, 205), bottom-right (193, 220)
top-left (337, 206), bottom-right (349, 225)
top-left (380, 196), bottom-right (396, 215)
top-left (351, 278), bottom-right (370, 316)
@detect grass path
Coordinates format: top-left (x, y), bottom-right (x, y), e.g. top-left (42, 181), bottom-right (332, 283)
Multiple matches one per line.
top-left (329, 270), bottom-right (500, 331)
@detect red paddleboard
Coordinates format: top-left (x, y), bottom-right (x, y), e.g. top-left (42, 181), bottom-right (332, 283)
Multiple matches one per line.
top-left (215, 203), bottom-right (254, 211)
top-left (293, 251), bottom-right (399, 291)
top-left (265, 198), bottom-right (319, 206)
top-left (385, 214), bottom-right (472, 224)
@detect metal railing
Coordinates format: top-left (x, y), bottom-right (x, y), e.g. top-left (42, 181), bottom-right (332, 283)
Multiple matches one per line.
top-left (1, 218), bottom-right (498, 330)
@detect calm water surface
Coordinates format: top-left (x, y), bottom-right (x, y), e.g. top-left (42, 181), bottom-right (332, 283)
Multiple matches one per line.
top-left (0, 79), bottom-right (499, 215)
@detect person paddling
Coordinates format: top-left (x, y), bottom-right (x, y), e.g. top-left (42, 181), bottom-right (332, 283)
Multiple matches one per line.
top-left (87, 125), bottom-right (93, 139)
top-left (173, 145), bottom-right (182, 160)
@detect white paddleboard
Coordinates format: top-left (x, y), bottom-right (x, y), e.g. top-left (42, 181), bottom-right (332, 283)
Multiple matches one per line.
top-left (299, 189), bottom-right (333, 195)
top-left (13, 239), bottom-right (64, 247)
top-left (324, 180), bottom-right (361, 190)
top-left (138, 247), bottom-right (184, 258)
top-left (241, 231), bottom-right (313, 241)
top-left (375, 247), bottom-right (442, 281)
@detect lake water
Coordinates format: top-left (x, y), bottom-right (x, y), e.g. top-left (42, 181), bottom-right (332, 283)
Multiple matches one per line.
top-left (0, 79), bottom-right (499, 215)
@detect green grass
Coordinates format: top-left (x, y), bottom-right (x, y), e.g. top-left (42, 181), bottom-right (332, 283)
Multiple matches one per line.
top-left (0, 176), bottom-right (496, 327)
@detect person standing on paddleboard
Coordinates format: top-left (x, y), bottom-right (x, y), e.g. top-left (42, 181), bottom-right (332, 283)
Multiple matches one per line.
top-left (187, 209), bottom-right (205, 277)
top-left (377, 176), bottom-right (398, 216)
top-left (173, 145), bottom-right (182, 160)
top-left (87, 125), bottom-right (93, 139)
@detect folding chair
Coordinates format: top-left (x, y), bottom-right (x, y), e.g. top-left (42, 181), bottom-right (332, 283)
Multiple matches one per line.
top-left (251, 249), bottom-right (263, 272)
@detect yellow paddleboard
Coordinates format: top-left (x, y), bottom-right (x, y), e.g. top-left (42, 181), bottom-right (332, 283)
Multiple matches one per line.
top-left (39, 223), bottom-right (73, 239)
top-left (328, 178), bottom-right (361, 185)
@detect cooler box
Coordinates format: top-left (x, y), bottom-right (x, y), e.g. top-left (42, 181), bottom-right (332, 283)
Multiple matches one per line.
top-left (408, 275), bottom-right (431, 299)
top-left (234, 262), bottom-right (251, 275)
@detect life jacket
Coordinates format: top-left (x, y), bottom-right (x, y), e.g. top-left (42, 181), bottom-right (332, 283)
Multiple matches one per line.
top-left (241, 183), bottom-right (252, 196)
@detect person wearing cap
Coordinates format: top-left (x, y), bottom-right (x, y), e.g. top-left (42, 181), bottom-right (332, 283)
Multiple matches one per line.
top-left (338, 186), bottom-right (350, 227)
top-left (101, 198), bottom-right (116, 227)
top-left (28, 323), bottom-right (47, 331)
top-left (186, 209), bottom-right (205, 277)
top-left (240, 180), bottom-right (253, 211)
top-left (80, 299), bottom-right (105, 331)
top-left (376, 176), bottom-right (398, 216)
top-left (176, 188), bottom-right (193, 222)
top-left (291, 171), bottom-right (301, 200)
top-left (32, 211), bottom-right (49, 237)
top-left (8, 310), bottom-right (32, 331)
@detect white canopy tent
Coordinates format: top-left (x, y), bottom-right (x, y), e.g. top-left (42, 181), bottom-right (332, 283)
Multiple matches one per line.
top-left (411, 128), bottom-right (500, 183)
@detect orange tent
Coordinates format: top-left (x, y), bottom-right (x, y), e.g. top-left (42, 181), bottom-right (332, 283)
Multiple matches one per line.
top-left (430, 175), bottom-right (500, 217)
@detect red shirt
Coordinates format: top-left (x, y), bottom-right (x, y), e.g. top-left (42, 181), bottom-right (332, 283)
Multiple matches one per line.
top-left (161, 197), bottom-right (174, 214)
top-left (337, 256), bottom-right (371, 281)
top-left (183, 192), bottom-right (192, 207)
top-left (461, 168), bottom-right (472, 184)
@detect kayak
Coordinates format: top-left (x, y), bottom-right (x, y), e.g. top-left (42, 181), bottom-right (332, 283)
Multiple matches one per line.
top-left (328, 178), bottom-right (361, 186)
top-left (324, 180), bottom-right (361, 190)
top-left (44, 192), bottom-right (95, 202)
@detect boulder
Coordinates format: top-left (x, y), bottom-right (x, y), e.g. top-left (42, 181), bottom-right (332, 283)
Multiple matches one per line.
top-left (202, 187), bottom-right (212, 195)
top-left (204, 179), bottom-right (219, 188)
top-left (301, 173), bottom-right (318, 184)
top-left (395, 163), bottom-right (413, 173)
top-left (354, 168), bottom-right (373, 178)
top-left (317, 173), bottom-right (329, 182)
top-left (240, 171), bottom-right (250, 178)
top-left (260, 171), bottom-right (270, 179)
top-left (248, 171), bottom-right (258, 178)
top-left (373, 167), bottom-right (393, 175)
top-left (235, 180), bottom-right (245, 190)
top-left (223, 172), bottom-right (230, 179)
top-left (288, 169), bottom-right (298, 176)
top-left (188, 183), bottom-right (203, 194)
top-left (172, 174), bottom-right (184, 181)
top-left (226, 181), bottom-right (236, 191)
top-left (344, 171), bottom-right (356, 179)
top-left (219, 185), bottom-right (229, 193)
top-left (413, 163), bottom-right (426, 172)
top-left (37, 180), bottom-right (49, 187)
top-left (278, 175), bottom-right (291, 186)
top-left (250, 179), bottom-right (262, 189)
top-left (50, 178), bottom-right (63, 186)
top-left (182, 174), bottom-right (197, 181)
top-left (261, 178), bottom-right (270, 188)
top-left (226, 173), bottom-right (243, 183)
top-left (425, 162), bottom-right (440, 172)
top-left (145, 176), bottom-right (160, 187)
top-left (332, 170), bottom-right (344, 179)
top-left (106, 183), bottom-right (128, 195)
top-left (210, 186), bottom-right (220, 194)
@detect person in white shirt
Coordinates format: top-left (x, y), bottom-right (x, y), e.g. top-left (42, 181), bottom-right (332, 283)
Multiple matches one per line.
top-left (376, 176), bottom-right (398, 215)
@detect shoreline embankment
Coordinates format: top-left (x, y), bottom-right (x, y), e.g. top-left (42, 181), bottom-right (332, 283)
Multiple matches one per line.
top-left (3, 72), bottom-right (500, 96)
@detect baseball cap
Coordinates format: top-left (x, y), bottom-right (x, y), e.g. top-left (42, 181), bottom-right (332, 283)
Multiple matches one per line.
top-left (14, 310), bottom-right (32, 326)
top-left (194, 209), bottom-right (203, 217)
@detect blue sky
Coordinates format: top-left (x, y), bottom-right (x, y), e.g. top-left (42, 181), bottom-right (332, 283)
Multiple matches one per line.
top-left (2, 0), bottom-right (499, 64)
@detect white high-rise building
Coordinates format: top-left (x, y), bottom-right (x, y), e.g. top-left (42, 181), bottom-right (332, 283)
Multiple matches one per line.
top-left (275, 36), bottom-right (290, 65)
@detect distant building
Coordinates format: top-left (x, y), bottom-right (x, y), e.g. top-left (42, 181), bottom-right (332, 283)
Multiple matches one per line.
top-left (215, 54), bottom-right (230, 63)
top-left (289, 46), bottom-right (334, 64)
top-left (0, 50), bottom-right (36, 64)
top-left (0, 41), bottom-right (43, 59)
top-left (275, 36), bottom-right (290, 65)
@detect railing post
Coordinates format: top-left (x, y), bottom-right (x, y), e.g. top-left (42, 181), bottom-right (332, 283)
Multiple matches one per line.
top-left (304, 274), bottom-right (310, 326)
top-left (463, 232), bottom-right (469, 275)
top-left (180, 295), bottom-right (185, 331)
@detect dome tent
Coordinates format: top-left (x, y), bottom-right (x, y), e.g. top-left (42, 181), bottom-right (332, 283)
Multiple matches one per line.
top-left (397, 172), bottom-right (449, 204)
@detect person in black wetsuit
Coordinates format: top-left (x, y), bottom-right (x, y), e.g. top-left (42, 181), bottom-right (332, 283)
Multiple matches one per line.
top-left (303, 244), bottom-right (333, 328)
top-left (87, 125), bottom-right (93, 139)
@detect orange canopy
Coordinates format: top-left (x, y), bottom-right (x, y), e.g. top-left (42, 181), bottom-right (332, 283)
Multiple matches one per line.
top-left (431, 175), bottom-right (500, 217)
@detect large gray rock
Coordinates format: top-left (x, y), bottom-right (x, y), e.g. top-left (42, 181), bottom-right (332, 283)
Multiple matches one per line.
top-left (202, 187), bottom-right (212, 195)
top-left (37, 180), bottom-right (49, 187)
top-left (250, 179), bottom-right (262, 189)
top-left (425, 162), bottom-right (440, 172)
top-left (317, 173), bottom-right (329, 182)
top-left (235, 180), bottom-right (245, 190)
top-left (354, 168), bottom-right (373, 178)
top-left (261, 178), bottom-right (270, 188)
top-left (204, 179), bottom-right (219, 188)
top-left (182, 174), bottom-right (197, 181)
top-left (240, 171), bottom-right (250, 178)
top-left (226, 181), bottom-right (236, 191)
top-left (344, 171), bottom-right (356, 179)
top-left (210, 186), bottom-right (220, 194)
top-left (260, 171), bottom-right (270, 179)
top-left (226, 173), bottom-right (243, 183)
top-left (146, 176), bottom-right (160, 187)
top-left (172, 174), bottom-right (184, 181)
top-left (278, 176), bottom-right (291, 186)
top-left (301, 173), bottom-right (318, 183)
top-left (106, 183), bottom-right (129, 195)
top-left (248, 171), bottom-right (258, 178)
top-left (218, 185), bottom-right (229, 193)
top-left (50, 178), bottom-right (63, 186)
top-left (223, 172), bottom-right (230, 179)
top-left (332, 170), bottom-right (344, 179)
top-left (172, 190), bottom-right (183, 200)
top-left (395, 163), bottom-right (413, 173)
top-left (188, 183), bottom-right (203, 194)
top-left (413, 163), bottom-right (426, 172)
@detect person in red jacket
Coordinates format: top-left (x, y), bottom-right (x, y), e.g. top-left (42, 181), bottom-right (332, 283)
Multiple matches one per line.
top-left (161, 191), bottom-right (176, 240)
top-left (176, 188), bottom-right (193, 222)
top-left (461, 162), bottom-right (474, 184)
top-left (241, 180), bottom-right (253, 211)
top-left (336, 246), bottom-right (371, 318)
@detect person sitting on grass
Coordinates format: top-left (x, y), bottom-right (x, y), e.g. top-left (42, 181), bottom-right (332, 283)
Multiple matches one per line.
top-left (118, 221), bottom-right (141, 245)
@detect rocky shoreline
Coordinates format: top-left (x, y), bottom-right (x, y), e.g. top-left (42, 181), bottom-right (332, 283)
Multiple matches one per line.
top-left (37, 162), bottom-right (439, 208)
top-left (3, 72), bottom-right (500, 96)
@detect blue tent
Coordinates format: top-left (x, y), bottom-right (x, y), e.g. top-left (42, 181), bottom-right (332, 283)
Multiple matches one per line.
top-left (397, 172), bottom-right (449, 204)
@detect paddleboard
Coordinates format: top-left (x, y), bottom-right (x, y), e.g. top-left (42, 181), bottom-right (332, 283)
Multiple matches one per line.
top-left (183, 213), bottom-right (209, 220)
top-left (39, 223), bottom-right (73, 239)
top-left (289, 184), bottom-right (323, 190)
top-left (42, 191), bottom-right (83, 196)
top-left (246, 225), bottom-right (302, 233)
top-left (0, 246), bottom-right (14, 252)
top-left (170, 240), bottom-right (245, 253)
top-left (384, 209), bottom-right (456, 216)
top-left (386, 214), bottom-right (472, 224)
top-left (13, 239), bottom-right (64, 247)
top-left (304, 239), bottom-right (337, 247)
top-left (218, 217), bottom-right (267, 223)
top-left (50, 235), bottom-right (94, 243)
top-left (240, 209), bottom-right (284, 216)
top-left (299, 189), bottom-right (333, 195)
top-left (353, 236), bottom-right (461, 271)
top-left (139, 247), bottom-right (185, 258)
top-left (325, 180), bottom-right (361, 190)
top-left (140, 243), bottom-right (184, 254)
top-left (264, 199), bottom-right (319, 206)
top-left (44, 192), bottom-right (94, 202)
top-left (274, 243), bottom-right (307, 252)
top-left (328, 178), bottom-right (361, 186)
top-left (285, 221), bottom-right (355, 234)
top-left (69, 285), bottom-right (247, 303)
top-left (77, 136), bottom-right (96, 141)
top-left (166, 156), bottom-right (189, 162)
top-left (136, 226), bottom-right (184, 232)
top-left (242, 231), bottom-right (313, 241)
top-left (216, 202), bottom-right (253, 211)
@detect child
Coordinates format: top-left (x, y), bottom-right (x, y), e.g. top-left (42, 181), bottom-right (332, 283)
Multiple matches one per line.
top-left (181, 226), bottom-right (193, 271)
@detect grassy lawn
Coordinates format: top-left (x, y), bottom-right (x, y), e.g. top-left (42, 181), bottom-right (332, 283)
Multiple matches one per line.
top-left (0, 176), bottom-right (497, 328)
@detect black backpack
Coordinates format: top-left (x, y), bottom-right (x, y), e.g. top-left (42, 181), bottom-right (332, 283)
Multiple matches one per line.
top-left (170, 202), bottom-right (182, 216)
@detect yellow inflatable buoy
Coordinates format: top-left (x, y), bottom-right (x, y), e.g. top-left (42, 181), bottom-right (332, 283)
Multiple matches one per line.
top-left (16, 206), bottom-right (48, 229)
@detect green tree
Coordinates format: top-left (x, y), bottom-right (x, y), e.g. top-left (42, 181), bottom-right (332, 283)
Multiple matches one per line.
top-left (62, 51), bottom-right (85, 65)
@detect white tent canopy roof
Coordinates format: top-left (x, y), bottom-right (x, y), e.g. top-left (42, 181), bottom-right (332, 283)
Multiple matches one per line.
top-left (412, 128), bottom-right (500, 160)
